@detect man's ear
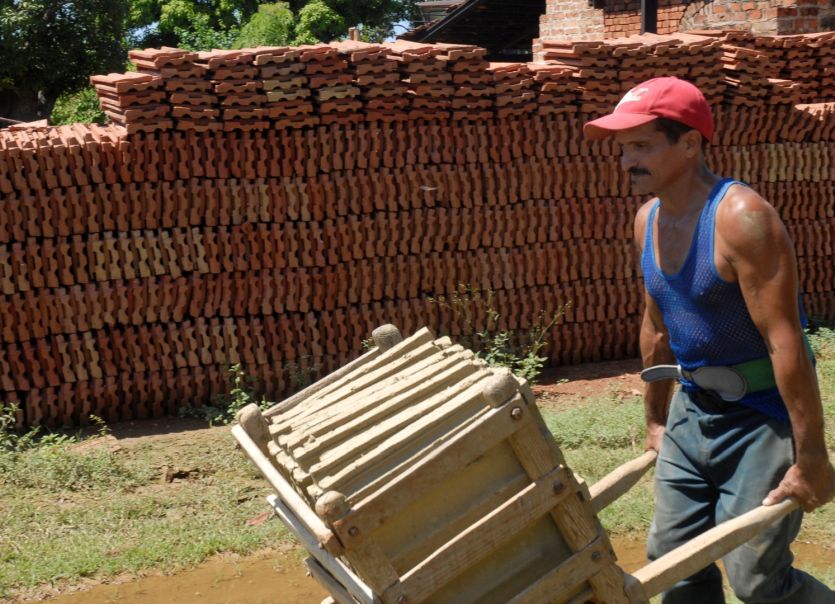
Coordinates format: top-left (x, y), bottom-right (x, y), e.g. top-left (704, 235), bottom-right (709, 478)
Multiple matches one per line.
top-left (683, 129), bottom-right (701, 157)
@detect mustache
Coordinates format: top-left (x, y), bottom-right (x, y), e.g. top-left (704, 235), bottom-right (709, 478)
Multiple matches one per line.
top-left (628, 167), bottom-right (651, 176)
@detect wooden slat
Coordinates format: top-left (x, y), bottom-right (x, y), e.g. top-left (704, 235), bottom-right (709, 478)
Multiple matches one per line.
top-left (267, 495), bottom-right (377, 604)
top-left (264, 346), bottom-right (379, 417)
top-left (289, 349), bottom-right (478, 459)
top-left (391, 472), bottom-right (529, 571)
top-left (232, 425), bottom-right (342, 554)
top-left (311, 378), bottom-right (490, 491)
top-left (306, 369), bottom-right (486, 468)
top-left (282, 344), bottom-right (462, 442)
top-left (271, 333), bottom-right (441, 436)
top-left (390, 465), bottom-right (572, 604)
top-left (345, 405), bottom-right (489, 504)
top-left (334, 395), bottom-right (528, 545)
top-left (506, 537), bottom-right (611, 604)
top-left (506, 403), bottom-right (630, 602)
top-left (305, 557), bottom-right (364, 604)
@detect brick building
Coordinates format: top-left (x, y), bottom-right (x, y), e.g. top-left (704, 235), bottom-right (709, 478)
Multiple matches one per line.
top-left (539, 0), bottom-right (835, 42)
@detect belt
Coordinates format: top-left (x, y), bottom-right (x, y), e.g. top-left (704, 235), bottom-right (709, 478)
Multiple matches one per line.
top-left (640, 334), bottom-right (813, 402)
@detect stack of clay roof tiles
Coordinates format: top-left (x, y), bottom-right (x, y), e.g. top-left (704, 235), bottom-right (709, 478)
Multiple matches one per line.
top-left (538, 40), bottom-right (620, 113)
top-left (301, 45), bottom-right (363, 126)
top-left (435, 43), bottom-right (494, 120)
top-left (332, 41), bottom-right (408, 123)
top-left (528, 63), bottom-right (579, 115)
top-left (254, 46), bottom-right (317, 129)
top-left (384, 40), bottom-right (452, 121)
top-left (90, 72), bottom-right (170, 134)
top-left (489, 62), bottom-right (536, 118)
top-left (194, 50), bottom-right (266, 131)
top-left (3, 35), bottom-right (835, 428)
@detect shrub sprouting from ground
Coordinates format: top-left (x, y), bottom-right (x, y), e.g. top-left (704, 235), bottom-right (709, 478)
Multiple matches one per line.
top-left (427, 284), bottom-right (568, 384)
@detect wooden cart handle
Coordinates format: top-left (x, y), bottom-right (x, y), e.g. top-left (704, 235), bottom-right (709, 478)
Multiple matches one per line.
top-left (589, 450), bottom-right (658, 514)
top-left (626, 497), bottom-right (799, 602)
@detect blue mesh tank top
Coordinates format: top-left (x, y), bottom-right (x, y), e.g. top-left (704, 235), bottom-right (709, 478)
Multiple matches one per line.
top-left (641, 178), bottom-right (806, 423)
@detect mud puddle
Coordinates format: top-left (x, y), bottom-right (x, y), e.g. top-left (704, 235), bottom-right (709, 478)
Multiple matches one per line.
top-left (24, 538), bottom-right (833, 603)
top-left (26, 549), bottom-right (327, 604)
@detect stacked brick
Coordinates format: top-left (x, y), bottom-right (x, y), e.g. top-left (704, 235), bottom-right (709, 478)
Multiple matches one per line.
top-left (194, 50), bottom-right (266, 131)
top-left (90, 72), bottom-right (169, 134)
top-left (255, 46), bottom-right (316, 129)
top-left (528, 63), bottom-right (580, 114)
top-left (436, 43), bottom-right (494, 120)
top-left (332, 41), bottom-right (408, 123)
top-left (383, 40), bottom-right (452, 121)
top-left (3, 36), bottom-right (834, 428)
top-left (489, 63), bottom-right (537, 118)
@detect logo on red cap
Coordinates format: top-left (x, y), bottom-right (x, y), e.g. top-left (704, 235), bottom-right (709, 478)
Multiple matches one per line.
top-left (584, 77), bottom-right (714, 142)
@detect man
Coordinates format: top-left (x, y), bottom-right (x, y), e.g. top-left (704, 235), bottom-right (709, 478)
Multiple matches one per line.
top-left (583, 77), bottom-right (835, 602)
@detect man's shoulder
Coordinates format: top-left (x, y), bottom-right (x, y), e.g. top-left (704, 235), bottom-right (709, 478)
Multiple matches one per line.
top-left (633, 197), bottom-right (659, 244)
top-left (715, 182), bottom-right (787, 252)
top-left (717, 182), bottom-right (775, 218)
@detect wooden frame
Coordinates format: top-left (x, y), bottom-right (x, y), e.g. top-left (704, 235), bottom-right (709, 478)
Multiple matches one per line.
top-left (233, 324), bottom-right (800, 604)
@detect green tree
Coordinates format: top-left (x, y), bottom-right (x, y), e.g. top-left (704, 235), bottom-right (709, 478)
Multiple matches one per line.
top-left (323, 0), bottom-right (419, 40)
top-left (235, 2), bottom-right (295, 48)
top-left (294, 0), bottom-right (343, 44)
top-left (0, 0), bottom-right (130, 122)
top-left (283, 0), bottom-right (418, 42)
top-left (128, 0), bottom-right (260, 49)
top-left (50, 86), bottom-right (106, 125)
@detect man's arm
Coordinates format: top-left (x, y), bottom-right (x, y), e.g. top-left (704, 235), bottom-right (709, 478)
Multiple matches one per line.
top-left (634, 201), bottom-right (677, 452)
top-left (717, 187), bottom-right (835, 512)
top-left (640, 293), bottom-right (676, 452)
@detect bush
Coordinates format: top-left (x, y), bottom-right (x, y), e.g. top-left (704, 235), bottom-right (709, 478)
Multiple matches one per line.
top-left (428, 285), bottom-right (567, 384)
top-left (50, 86), bottom-right (106, 125)
top-left (178, 364), bottom-right (271, 425)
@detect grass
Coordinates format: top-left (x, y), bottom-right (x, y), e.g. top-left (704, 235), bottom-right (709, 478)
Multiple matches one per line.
top-left (0, 429), bottom-right (290, 599)
top-left (1, 326), bottom-right (833, 600)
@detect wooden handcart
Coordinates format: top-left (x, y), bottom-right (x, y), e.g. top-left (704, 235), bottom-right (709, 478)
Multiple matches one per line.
top-left (232, 325), bottom-right (797, 604)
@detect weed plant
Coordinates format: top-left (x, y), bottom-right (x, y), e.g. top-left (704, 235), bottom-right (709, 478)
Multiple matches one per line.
top-left (428, 284), bottom-right (567, 384)
top-left (177, 364), bottom-right (271, 425)
top-left (177, 360), bottom-right (319, 426)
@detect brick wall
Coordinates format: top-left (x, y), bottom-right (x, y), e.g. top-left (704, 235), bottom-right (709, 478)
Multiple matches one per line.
top-left (539, 0), bottom-right (832, 41)
top-left (2, 36), bottom-right (834, 427)
top-left (538, 0), bottom-right (605, 42)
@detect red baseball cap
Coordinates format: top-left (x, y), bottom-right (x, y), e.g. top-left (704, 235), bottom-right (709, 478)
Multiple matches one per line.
top-left (583, 77), bottom-right (714, 142)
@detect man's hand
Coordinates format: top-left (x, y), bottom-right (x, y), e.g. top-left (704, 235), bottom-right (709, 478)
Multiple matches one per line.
top-left (763, 457), bottom-right (835, 512)
top-left (644, 421), bottom-right (666, 454)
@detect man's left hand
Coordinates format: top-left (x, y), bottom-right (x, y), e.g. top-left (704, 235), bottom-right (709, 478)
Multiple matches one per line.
top-left (763, 458), bottom-right (835, 512)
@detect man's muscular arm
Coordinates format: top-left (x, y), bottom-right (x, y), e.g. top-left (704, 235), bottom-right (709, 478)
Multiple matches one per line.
top-left (640, 294), bottom-right (676, 452)
top-left (635, 201), bottom-right (677, 453)
top-left (717, 187), bottom-right (835, 512)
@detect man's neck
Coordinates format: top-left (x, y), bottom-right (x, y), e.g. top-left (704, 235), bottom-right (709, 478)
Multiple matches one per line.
top-left (656, 163), bottom-right (720, 218)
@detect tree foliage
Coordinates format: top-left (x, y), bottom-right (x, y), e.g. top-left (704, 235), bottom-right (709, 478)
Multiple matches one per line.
top-left (0, 0), bottom-right (130, 121)
top-left (50, 86), bottom-right (106, 125)
top-left (128, 0), bottom-right (259, 47)
top-left (294, 0), bottom-right (344, 44)
top-left (0, 0), bottom-right (420, 123)
top-left (234, 2), bottom-right (295, 48)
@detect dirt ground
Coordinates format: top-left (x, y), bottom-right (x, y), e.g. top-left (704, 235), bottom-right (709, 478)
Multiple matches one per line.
top-left (15, 360), bottom-right (645, 604)
top-left (19, 358), bottom-right (834, 603)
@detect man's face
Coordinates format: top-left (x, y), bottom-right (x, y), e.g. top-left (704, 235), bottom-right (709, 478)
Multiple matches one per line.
top-left (614, 121), bottom-right (684, 196)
